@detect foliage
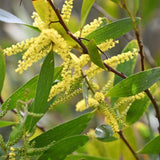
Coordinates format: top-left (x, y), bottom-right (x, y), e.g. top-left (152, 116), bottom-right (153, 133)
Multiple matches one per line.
top-left (0, 0), bottom-right (160, 159)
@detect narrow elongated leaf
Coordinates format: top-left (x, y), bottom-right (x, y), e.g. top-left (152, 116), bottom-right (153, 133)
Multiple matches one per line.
top-left (26, 51), bottom-right (54, 132)
top-left (111, 40), bottom-right (138, 105)
top-left (107, 67), bottom-right (160, 97)
top-left (85, 17), bottom-right (140, 45)
top-left (138, 136), bottom-right (160, 154)
top-left (38, 135), bottom-right (89, 160)
top-left (0, 121), bottom-right (16, 128)
top-left (82, 81), bottom-right (89, 108)
top-left (30, 112), bottom-right (94, 148)
top-left (81, 0), bottom-right (95, 27)
top-left (126, 95), bottom-right (150, 124)
top-left (1, 75), bottom-right (38, 110)
top-left (65, 154), bottom-right (113, 160)
top-left (88, 39), bottom-right (105, 69)
top-left (0, 49), bottom-right (5, 94)
top-left (133, 0), bottom-right (139, 16)
top-left (0, 9), bottom-right (25, 24)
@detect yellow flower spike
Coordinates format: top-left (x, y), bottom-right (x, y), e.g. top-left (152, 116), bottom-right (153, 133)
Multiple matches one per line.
top-left (100, 104), bottom-right (120, 133)
top-left (94, 92), bottom-right (105, 103)
top-left (76, 98), bottom-right (99, 112)
top-left (74, 17), bottom-right (103, 38)
top-left (61, 0), bottom-right (74, 23)
top-left (3, 38), bottom-right (37, 56)
top-left (97, 39), bottom-right (119, 52)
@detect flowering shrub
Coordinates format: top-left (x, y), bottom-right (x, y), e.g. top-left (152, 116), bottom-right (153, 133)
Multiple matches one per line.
top-left (0, 0), bottom-right (160, 159)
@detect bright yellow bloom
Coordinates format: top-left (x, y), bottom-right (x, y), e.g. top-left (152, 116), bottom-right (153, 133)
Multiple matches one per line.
top-left (61, 0), bottom-right (74, 23)
top-left (76, 97), bottom-right (99, 112)
top-left (94, 92), bottom-right (105, 103)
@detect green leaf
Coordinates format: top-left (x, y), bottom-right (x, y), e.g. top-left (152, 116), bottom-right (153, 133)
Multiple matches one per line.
top-left (107, 67), bottom-right (160, 97)
top-left (1, 75), bottom-right (39, 110)
top-left (111, 40), bottom-right (138, 105)
top-left (95, 124), bottom-right (117, 142)
top-left (82, 81), bottom-right (89, 108)
top-left (138, 136), bottom-right (160, 154)
top-left (38, 135), bottom-right (89, 160)
top-left (133, 0), bottom-right (139, 16)
top-left (81, 0), bottom-right (95, 27)
top-left (88, 39), bottom-right (105, 69)
top-left (0, 8), bottom-right (25, 24)
top-left (126, 95), bottom-right (150, 124)
top-left (65, 154), bottom-right (113, 160)
top-left (0, 49), bottom-right (5, 95)
top-left (26, 50), bottom-right (54, 132)
top-left (0, 121), bottom-right (16, 128)
top-left (110, 0), bottom-right (119, 3)
top-left (30, 112), bottom-right (94, 148)
top-left (85, 17), bottom-right (140, 45)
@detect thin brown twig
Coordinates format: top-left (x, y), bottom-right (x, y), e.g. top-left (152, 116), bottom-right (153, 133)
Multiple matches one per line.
top-left (46, 1), bottom-right (140, 159)
top-left (118, 131), bottom-right (140, 160)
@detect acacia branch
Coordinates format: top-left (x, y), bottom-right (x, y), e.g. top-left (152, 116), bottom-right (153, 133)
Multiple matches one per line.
top-left (122, 0), bottom-right (160, 133)
top-left (46, 1), bottom-right (140, 158)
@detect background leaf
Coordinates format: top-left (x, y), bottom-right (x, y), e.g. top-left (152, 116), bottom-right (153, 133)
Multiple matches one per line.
top-left (30, 112), bottom-right (94, 148)
top-left (38, 135), bottom-right (89, 160)
top-left (0, 49), bottom-right (5, 95)
top-left (88, 39), bottom-right (105, 69)
top-left (1, 75), bottom-right (38, 110)
top-left (81, 0), bottom-right (95, 27)
top-left (138, 135), bottom-right (160, 154)
top-left (107, 67), bottom-right (160, 97)
top-left (82, 81), bottom-right (89, 108)
top-left (0, 121), bottom-right (16, 128)
top-left (85, 17), bottom-right (140, 45)
top-left (0, 8), bottom-right (25, 24)
top-left (25, 50), bottom-right (54, 132)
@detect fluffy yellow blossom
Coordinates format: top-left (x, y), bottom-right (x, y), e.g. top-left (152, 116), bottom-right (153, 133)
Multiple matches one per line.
top-left (97, 39), bottom-right (119, 52)
top-left (76, 97), bottom-right (99, 112)
top-left (132, 92), bottom-right (145, 100)
top-left (74, 17), bottom-right (103, 38)
top-left (61, 0), bottom-right (74, 23)
top-left (100, 104), bottom-right (120, 133)
top-left (94, 92), bottom-right (105, 103)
